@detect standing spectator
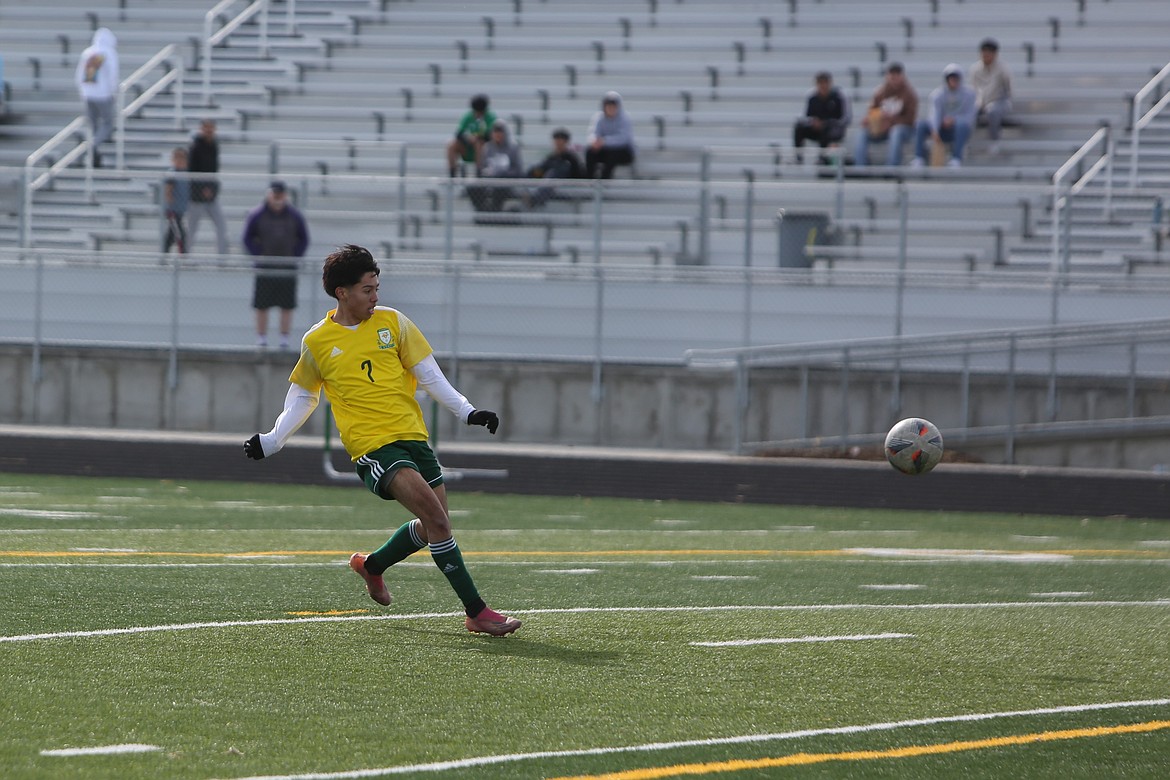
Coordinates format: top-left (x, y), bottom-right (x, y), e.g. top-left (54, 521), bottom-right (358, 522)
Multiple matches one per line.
top-left (969, 38), bottom-right (1013, 156)
top-left (853, 62), bottom-right (918, 167)
top-left (912, 64), bottom-right (978, 168)
top-left (74, 28), bottom-right (119, 168)
top-left (793, 71), bottom-right (851, 164)
top-left (585, 91), bottom-right (636, 179)
top-left (243, 181), bottom-right (310, 349)
top-left (161, 147), bottom-right (190, 255)
top-left (445, 94), bottom-right (495, 177)
top-left (467, 119), bottom-right (523, 212)
top-left (525, 127), bottom-right (585, 208)
top-left (187, 118), bottom-right (230, 256)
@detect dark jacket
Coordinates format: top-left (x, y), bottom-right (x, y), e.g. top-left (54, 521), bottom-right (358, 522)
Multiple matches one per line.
top-left (242, 203), bottom-right (309, 263)
top-left (802, 87), bottom-right (851, 137)
top-left (188, 134), bottom-right (220, 203)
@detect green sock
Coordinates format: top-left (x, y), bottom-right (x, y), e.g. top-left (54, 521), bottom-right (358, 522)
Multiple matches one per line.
top-left (365, 519), bottom-right (425, 575)
top-left (429, 536), bottom-right (485, 616)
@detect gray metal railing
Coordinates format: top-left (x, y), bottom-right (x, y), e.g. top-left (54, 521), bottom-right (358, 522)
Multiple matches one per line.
top-left (1051, 123), bottom-right (1113, 277)
top-left (202, 0), bottom-right (269, 106)
top-left (1129, 61), bottom-right (1170, 189)
top-left (20, 44), bottom-right (184, 247)
top-left (685, 318), bottom-right (1170, 458)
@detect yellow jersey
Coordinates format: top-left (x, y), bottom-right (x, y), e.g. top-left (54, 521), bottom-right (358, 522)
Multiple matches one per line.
top-left (289, 306), bottom-right (434, 459)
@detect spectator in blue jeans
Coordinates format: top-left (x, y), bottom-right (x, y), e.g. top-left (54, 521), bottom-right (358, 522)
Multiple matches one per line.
top-left (853, 62), bottom-right (918, 168)
top-left (912, 64), bottom-right (977, 168)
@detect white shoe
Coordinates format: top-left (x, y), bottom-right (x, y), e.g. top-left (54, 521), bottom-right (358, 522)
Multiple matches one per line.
top-left (910, 157), bottom-right (925, 168)
top-left (946, 158), bottom-right (962, 168)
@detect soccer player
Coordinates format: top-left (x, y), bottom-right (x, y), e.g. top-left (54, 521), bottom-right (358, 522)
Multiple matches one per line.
top-left (243, 244), bottom-right (520, 636)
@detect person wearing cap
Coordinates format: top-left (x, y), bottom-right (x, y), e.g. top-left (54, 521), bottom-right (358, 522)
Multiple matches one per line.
top-left (969, 38), bottom-right (1013, 155)
top-left (585, 91), bottom-right (636, 179)
top-left (853, 62), bottom-right (918, 168)
top-left (467, 119), bottom-right (524, 212)
top-left (242, 181), bottom-right (311, 349)
top-left (446, 94), bottom-right (496, 177)
top-left (792, 71), bottom-right (851, 164)
top-left (911, 63), bottom-right (978, 168)
top-left (524, 127), bottom-right (585, 208)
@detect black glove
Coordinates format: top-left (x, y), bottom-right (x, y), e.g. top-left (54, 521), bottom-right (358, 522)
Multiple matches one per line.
top-left (243, 434), bottom-right (265, 460)
top-left (467, 409), bottom-right (499, 435)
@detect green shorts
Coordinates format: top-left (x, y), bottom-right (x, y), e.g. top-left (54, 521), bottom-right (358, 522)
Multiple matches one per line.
top-left (354, 440), bottom-right (444, 499)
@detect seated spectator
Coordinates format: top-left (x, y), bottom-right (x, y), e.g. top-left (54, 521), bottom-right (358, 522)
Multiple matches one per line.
top-left (525, 127), bottom-right (585, 208)
top-left (912, 64), bottom-right (978, 168)
top-left (969, 37), bottom-right (1013, 156)
top-left (853, 62), bottom-right (918, 167)
top-left (466, 119), bottom-right (523, 212)
top-left (793, 71), bottom-right (851, 164)
top-left (445, 94), bottom-right (495, 177)
top-left (585, 92), bottom-right (636, 179)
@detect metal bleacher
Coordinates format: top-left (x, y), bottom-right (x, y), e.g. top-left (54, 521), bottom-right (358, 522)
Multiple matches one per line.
top-left (2, 0), bottom-right (1170, 275)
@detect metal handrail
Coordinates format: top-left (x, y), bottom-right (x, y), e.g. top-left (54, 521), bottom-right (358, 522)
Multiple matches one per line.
top-left (20, 44), bottom-right (185, 247)
top-left (1128, 60), bottom-right (1170, 189)
top-left (115, 44), bottom-right (184, 169)
top-left (685, 317), bottom-right (1170, 457)
top-left (1051, 123), bottom-right (1112, 274)
top-left (202, 0), bottom-right (268, 106)
top-left (685, 318), bottom-right (1170, 369)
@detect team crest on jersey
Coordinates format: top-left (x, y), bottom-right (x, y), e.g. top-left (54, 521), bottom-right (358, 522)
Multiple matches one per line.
top-left (377, 327), bottom-right (394, 349)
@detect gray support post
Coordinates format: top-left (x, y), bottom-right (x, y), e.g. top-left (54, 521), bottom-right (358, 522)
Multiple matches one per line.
top-left (698, 149), bottom-right (711, 263)
top-left (591, 181), bottom-right (605, 444)
top-left (733, 355), bottom-right (747, 454)
top-left (31, 250), bottom-right (44, 422)
top-left (1006, 335), bottom-right (1018, 463)
top-left (443, 176), bottom-right (454, 260)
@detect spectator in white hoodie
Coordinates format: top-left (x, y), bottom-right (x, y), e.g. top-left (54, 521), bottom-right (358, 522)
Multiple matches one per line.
top-left (75, 28), bottom-right (119, 168)
top-left (585, 91), bottom-right (636, 179)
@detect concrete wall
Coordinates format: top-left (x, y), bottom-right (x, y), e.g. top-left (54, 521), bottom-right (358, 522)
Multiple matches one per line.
top-left (2, 344), bottom-right (1169, 470)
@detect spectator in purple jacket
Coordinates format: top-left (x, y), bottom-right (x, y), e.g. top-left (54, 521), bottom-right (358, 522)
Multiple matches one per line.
top-left (242, 181), bottom-right (310, 349)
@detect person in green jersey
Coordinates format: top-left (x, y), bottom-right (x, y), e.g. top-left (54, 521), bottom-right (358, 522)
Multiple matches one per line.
top-left (445, 94), bottom-right (495, 177)
top-left (243, 244), bottom-right (520, 636)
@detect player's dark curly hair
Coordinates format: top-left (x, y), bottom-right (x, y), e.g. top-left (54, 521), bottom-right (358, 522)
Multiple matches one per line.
top-left (322, 244), bottom-right (379, 298)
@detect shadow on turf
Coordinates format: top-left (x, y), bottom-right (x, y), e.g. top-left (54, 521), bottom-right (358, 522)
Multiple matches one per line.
top-left (388, 624), bottom-right (630, 666)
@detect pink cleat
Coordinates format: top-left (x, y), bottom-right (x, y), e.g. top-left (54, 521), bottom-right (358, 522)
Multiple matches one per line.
top-left (465, 606), bottom-right (522, 636)
top-left (349, 553), bottom-right (392, 606)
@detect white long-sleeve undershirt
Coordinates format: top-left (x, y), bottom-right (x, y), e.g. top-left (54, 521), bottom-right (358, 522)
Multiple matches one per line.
top-left (257, 383), bottom-right (319, 456)
top-left (411, 353), bottom-right (477, 424)
top-left (257, 354), bottom-right (475, 457)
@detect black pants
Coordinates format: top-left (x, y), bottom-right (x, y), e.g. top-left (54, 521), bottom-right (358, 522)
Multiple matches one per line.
top-left (793, 121), bottom-right (845, 149)
top-left (585, 146), bottom-right (634, 179)
top-left (163, 211), bottom-right (187, 254)
top-left (466, 183), bottom-right (514, 212)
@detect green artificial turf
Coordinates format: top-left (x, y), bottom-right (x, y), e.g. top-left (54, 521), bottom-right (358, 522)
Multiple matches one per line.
top-left (0, 473), bottom-right (1168, 779)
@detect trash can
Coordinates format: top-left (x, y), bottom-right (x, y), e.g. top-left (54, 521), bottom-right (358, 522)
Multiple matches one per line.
top-left (776, 210), bottom-right (831, 268)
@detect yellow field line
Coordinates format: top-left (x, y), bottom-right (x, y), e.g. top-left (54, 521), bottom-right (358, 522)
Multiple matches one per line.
top-left (547, 720), bottom-right (1170, 780)
top-left (285, 609), bottom-right (369, 616)
top-left (0, 549), bottom-right (816, 559)
top-left (0, 548), bottom-right (1164, 559)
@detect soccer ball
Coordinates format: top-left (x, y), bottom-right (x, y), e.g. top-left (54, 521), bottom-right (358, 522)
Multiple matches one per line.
top-left (884, 418), bottom-right (944, 475)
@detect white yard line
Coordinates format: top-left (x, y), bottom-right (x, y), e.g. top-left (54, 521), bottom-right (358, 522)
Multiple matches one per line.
top-left (4, 601), bottom-right (1170, 644)
top-left (860, 584), bottom-right (926, 591)
top-left (533, 568), bottom-right (601, 574)
top-left (41, 744), bottom-right (160, 757)
top-left (692, 633), bottom-right (913, 647)
top-left (218, 698), bottom-right (1170, 779)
